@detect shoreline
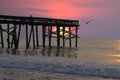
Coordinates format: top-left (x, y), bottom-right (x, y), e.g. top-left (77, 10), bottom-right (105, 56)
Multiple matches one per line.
top-left (0, 68), bottom-right (115, 80)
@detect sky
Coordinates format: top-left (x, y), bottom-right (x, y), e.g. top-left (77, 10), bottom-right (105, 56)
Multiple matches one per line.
top-left (0, 0), bottom-right (120, 39)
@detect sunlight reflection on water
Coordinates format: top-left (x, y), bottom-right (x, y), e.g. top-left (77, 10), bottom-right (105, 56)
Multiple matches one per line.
top-left (116, 40), bottom-right (120, 51)
top-left (111, 40), bottom-right (120, 63)
top-left (0, 39), bottom-right (120, 65)
top-left (76, 39), bottom-right (120, 64)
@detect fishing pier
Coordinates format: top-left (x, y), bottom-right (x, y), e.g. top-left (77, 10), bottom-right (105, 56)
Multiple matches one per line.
top-left (0, 15), bottom-right (79, 49)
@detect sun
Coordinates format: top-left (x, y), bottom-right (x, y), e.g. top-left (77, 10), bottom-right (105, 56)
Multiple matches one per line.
top-left (52, 26), bottom-right (69, 36)
top-left (59, 27), bottom-right (69, 36)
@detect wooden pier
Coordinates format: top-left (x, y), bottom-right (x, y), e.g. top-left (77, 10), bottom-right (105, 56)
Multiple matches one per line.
top-left (0, 15), bottom-right (79, 49)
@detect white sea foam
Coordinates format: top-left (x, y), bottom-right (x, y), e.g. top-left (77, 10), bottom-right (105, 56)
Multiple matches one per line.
top-left (0, 55), bottom-right (120, 79)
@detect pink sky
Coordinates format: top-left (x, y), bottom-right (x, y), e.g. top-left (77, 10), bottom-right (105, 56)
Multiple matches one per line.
top-left (0, 0), bottom-right (120, 39)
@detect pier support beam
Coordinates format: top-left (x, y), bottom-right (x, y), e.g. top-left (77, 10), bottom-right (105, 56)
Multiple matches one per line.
top-left (35, 25), bottom-right (39, 47)
top-left (32, 25), bottom-right (35, 49)
top-left (75, 26), bottom-right (78, 47)
top-left (27, 25), bottom-right (35, 49)
top-left (0, 25), bottom-right (4, 48)
top-left (7, 24), bottom-right (10, 48)
top-left (26, 25), bottom-right (39, 49)
top-left (48, 26), bottom-right (52, 48)
top-left (42, 26), bottom-right (46, 48)
top-left (9, 24), bottom-right (18, 49)
top-left (16, 24), bottom-right (21, 48)
top-left (69, 26), bottom-right (71, 47)
top-left (62, 26), bottom-right (65, 47)
top-left (57, 26), bottom-right (60, 47)
top-left (26, 24), bottom-right (29, 49)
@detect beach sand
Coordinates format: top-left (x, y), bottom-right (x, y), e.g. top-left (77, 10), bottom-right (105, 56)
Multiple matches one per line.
top-left (0, 68), bottom-right (115, 80)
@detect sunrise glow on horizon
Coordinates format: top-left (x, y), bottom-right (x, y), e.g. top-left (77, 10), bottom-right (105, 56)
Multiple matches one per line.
top-left (48, 26), bottom-right (73, 37)
top-left (0, 0), bottom-right (120, 38)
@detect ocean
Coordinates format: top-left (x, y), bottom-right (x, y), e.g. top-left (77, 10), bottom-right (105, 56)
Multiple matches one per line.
top-left (0, 39), bottom-right (120, 79)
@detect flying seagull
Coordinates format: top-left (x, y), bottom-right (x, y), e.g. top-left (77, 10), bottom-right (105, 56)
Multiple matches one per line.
top-left (82, 20), bottom-right (92, 24)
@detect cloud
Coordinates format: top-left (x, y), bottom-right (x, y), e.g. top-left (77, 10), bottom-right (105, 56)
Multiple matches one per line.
top-left (65, 0), bottom-right (120, 8)
top-left (24, 8), bottom-right (50, 13)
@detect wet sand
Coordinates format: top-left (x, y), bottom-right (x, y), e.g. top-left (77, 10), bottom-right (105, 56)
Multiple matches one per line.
top-left (0, 68), bottom-right (115, 80)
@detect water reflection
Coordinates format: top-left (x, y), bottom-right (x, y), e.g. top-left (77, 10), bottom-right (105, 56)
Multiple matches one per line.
top-left (115, 60), bottom-right (120, 63)
top-left (40, 47), bottom-right (77, 58)
top-left (110, 54), bottom-right (120, 57)
top-left (111, 40), bottom-right (120, 63)
top-left (0, 47), bottom-right (77, 58)
top-left (109, 54), bottom-right (120, 63)
top-left (116, 40), bottom-right (120, 51)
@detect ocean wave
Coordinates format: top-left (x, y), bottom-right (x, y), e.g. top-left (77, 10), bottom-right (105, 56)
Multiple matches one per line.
top-left (0, 55), bottom-right (120, 79)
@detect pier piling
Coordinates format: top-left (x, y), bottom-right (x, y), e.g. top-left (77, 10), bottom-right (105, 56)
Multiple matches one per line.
top-left (0, 25), bottom-right (4, 48)
top-left (35, 25), bottom-right (39, 47)
top-left (69, 26), bottom-right (71, 47)
top-left (7, 23), bottom-right (10, 48)
top-left (62, 26), bottom-right (65, 47)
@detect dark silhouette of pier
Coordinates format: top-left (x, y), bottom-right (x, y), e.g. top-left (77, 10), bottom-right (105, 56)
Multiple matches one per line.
top-left (0, 15), bottom-right (79, 49)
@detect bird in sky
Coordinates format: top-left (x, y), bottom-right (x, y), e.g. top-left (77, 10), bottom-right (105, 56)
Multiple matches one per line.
top-left (81, 20), bottom-right (92, 24)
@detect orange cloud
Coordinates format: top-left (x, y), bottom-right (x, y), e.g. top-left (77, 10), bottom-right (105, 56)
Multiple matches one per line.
top-left (28, 0), bottom-right (94, 19)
